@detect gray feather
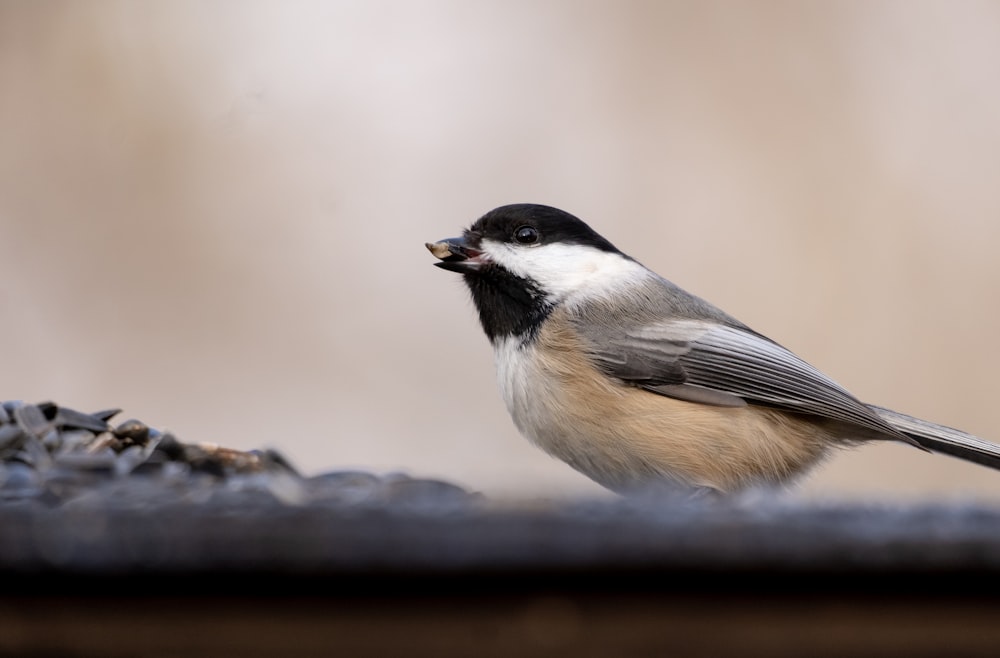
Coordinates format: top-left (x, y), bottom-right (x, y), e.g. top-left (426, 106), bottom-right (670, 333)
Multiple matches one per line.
top-left (871, 405), bottom-right (1000, 469)
top-left (573, 280), bottom-right (908, 441)
top-left (642, 383), bottom-right (748, 408)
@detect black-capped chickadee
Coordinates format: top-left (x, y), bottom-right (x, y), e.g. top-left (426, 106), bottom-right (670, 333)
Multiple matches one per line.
top-left (426, 203), bottom-right (1000, 494)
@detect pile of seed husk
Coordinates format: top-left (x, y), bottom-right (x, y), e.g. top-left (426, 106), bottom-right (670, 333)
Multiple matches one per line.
top-left (0, 400), bottom-right (479, 509)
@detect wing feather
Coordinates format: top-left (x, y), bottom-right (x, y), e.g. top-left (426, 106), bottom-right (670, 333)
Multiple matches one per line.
top-left (586, 318), bottom-right (905, 439)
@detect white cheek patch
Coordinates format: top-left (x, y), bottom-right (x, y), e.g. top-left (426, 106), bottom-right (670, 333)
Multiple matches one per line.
top-left (481, 239), bottom-right (651, 303)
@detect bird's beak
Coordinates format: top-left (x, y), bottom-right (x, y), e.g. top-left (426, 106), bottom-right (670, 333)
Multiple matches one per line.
top-left (425, 237), bottom-right (487, 273)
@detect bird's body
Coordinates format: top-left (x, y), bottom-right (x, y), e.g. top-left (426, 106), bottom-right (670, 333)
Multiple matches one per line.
top-left (427, 203), bottom-right (1000, 494)
top-left (494, 306), bottom-right (836, 492)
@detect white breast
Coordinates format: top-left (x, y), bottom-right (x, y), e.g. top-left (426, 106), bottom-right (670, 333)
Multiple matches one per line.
top-left (493, 335), bottom-right (540, 432)
top-left (491, 328), bottom-right (677, 491)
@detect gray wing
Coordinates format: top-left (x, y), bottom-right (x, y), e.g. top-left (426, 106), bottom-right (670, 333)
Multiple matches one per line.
top-left (585, 318), bottom-right (906, 439)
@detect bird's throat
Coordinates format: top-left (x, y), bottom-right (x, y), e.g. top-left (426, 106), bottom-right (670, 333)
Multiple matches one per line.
top-left (463, 270), bottom-right (552, 344)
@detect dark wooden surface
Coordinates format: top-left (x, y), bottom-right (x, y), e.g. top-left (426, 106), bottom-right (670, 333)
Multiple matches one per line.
top-left (3, 496), bottom-right (1000, 656)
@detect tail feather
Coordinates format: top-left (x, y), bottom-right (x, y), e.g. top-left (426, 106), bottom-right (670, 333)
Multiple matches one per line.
top-left (870, 405), bottom-right (1000, 470)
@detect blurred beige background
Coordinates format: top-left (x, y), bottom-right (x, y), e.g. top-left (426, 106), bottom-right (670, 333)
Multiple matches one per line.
top-left (2, 1), bottom-right (999, 502)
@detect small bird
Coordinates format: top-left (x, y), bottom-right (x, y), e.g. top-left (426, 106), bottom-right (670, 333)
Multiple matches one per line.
top-left (426, 203), bottom-right (1000, 495)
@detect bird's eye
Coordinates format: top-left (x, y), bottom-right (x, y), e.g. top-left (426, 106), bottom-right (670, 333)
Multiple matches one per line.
top-left (514, 225), bottom-right (538, 244)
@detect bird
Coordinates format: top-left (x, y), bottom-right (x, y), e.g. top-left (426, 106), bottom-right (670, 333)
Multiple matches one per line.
top-left (426, 203), bottom-right (1000, 495)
